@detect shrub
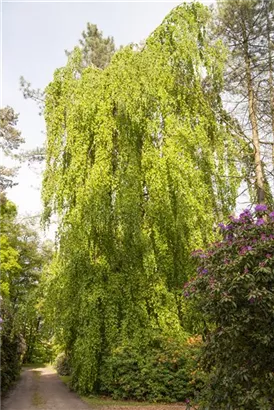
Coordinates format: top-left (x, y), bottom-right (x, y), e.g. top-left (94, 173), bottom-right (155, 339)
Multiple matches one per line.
top-left (1, 334), bottom-right (22, 394)
top-left (0, 302), bottom-right (23, 394)
top-left (99, 335), bottom-right (203, 402)
top-left (54, 352), bottom-right (71, 376)
top-left (185, 206), bottom-right (274, 409)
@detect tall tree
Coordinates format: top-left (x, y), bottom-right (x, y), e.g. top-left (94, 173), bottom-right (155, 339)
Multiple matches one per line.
top-left (19, 23), bottom-right (116, 166)
top-left (43, 3), bottom-right (243, 394)
top-left (261, 0), bottom-right (274, 166)
top-left (216, 0), bottom-right (274, 204)
top-left (65, 23), bottom-right (115, 69)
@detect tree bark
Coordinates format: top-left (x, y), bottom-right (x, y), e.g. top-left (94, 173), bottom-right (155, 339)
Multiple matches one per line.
top-left (243, 23), bottom-right (265, 203)
top-left (265, 1), bottom-right (274, 167)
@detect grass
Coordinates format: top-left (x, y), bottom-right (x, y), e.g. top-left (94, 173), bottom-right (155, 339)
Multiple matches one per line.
top-left (31, 391), bottom-right (45, 407)
top-left (59, 375), bottom-right (72, 385)
top-left (30, 369), bottom-right (46, 407)
top-left (81, 396), bottom-right (159, 407)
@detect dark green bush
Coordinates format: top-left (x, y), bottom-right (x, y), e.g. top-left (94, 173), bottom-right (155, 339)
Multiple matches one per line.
top-left (99, 335), bottom-right (203, 402)
top-left (1, 334), bottom-right (22, 394)
top-left (54, 352), bottom-right (71, 376)
top-left (186, 206), bottom-right (274, 409)
top-left (1, 303), bottom-right (23, 395)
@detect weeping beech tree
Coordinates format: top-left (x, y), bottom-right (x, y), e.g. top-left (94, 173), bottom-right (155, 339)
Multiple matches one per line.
top-left (42, 3), bottom-right (243, 394)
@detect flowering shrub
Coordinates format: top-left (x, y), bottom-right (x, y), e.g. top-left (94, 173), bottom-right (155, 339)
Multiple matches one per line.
top-left (185, 206), bottom-right (274, 409)
top-left (98, 335), bottom-right (203, 402)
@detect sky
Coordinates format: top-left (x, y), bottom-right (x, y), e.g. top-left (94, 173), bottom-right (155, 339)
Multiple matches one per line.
top-left (2, 0), bottom-right (214, 237)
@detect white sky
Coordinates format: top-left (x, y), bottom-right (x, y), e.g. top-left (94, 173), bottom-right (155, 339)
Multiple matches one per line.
top-left (2, 0), bottom-right (215, 237)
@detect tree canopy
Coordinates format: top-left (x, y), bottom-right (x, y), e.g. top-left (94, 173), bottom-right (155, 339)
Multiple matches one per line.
top-left (42, 2), bottom-right (243, 395)
top-left (0, 107), bottom-right (24, 191)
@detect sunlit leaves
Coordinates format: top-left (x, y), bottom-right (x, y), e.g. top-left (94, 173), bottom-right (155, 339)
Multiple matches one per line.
top-left (43, 2), bottom-right (242, 395)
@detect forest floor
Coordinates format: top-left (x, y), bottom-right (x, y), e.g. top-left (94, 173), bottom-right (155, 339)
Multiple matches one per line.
top-left (1, 366), bottom-right (192, 410)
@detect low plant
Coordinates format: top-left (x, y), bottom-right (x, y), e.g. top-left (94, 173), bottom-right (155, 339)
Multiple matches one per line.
top-left (54, 352), bottom-right (71, 376)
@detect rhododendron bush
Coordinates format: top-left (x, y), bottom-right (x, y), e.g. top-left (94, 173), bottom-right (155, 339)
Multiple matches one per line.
top-left (185, 206), bottom-right (274, 409)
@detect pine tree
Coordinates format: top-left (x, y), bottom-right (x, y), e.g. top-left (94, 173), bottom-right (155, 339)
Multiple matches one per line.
top-left (66, 23), bottom-right (115, 69)
top-left (216, 0), bottom-right (274, 204)
top-left (0, 107), bottom-right (24, 191)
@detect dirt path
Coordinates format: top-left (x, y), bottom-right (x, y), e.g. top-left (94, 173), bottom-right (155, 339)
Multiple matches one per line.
top-left (2, 366), bottom-right (191, 410)
top-left (1, 366), bottom-right (91, 410)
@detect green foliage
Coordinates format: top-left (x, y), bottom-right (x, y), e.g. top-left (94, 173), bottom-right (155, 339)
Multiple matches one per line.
top-left (1, 335), bottom-right (22, 394)
top-left (0, 194), bottom-right (20, 298)
top-left (0, 194), bottom-right (54, 393)
top-left (42, 2), bottom-right (244, 398)
top-left (65, 22), bottom-right (115, 69)
top-left (54, 352), bottom-right (71, 376)
top-left (0, 107), bottom-right (24, 191)
top-left (186, 206), bottom-right (274, 409)
top-left (18, 285), bottom-right (53, 365)
top-left (0, 299), bottom-right (24, 395)
top-left (99, 335), bottom-right (203, 403)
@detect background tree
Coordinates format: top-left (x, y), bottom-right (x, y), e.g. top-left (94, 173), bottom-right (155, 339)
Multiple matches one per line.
top-left (260, 0), bottom-right (274, 166)
top-left (15, 239), bottom-right (53, 363)
top-left (0, 107), bottom-right (24, 191)
top-left (216, 0), bottom-right (274, 204)
top-left (0, 194), bottom-right (53, 393)
top-left (65, 22), bottom-right (115, 69)
top-left (0, 194), bottom-right (21, 299)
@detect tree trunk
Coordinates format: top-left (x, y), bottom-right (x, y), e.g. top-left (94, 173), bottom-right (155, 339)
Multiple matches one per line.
top-left (265, 1), bottom-right (274, 167)
top-left (243, 25), bottom-right (265, 203)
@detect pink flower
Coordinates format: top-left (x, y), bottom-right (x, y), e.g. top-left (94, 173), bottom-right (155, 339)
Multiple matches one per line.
top-left (255, 204), bottom-right (268, 212)
top-left (256, 218), bottom-right (265, 226)
top-left (240, 246), bottom-right (252, 255)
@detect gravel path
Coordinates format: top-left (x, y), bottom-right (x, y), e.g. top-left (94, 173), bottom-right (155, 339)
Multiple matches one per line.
top-left (1, 366), bottom-right (191, 410)
top-left (1, 366), bottom-right (91, 410)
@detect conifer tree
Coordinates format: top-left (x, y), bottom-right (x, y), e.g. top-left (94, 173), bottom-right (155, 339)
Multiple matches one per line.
top-left (216, 0), bottom-right (274, 203)
top-left (65, 22), bottom-right (115, 69)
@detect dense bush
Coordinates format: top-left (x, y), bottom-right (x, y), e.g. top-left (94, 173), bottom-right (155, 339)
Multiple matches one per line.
top-left (99, 335), bottom-right (203, 402)
top-left (186, 206), bottom-right (274, 409)
top-left (0, 302), bottom-right (24, 394)
top-left (1, 334), bottom-right (23, 394)
top-left (54, 352), bottom-right (71, 376)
